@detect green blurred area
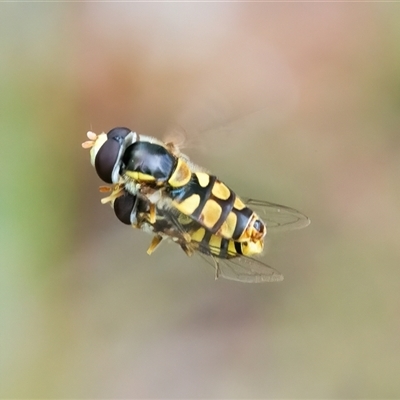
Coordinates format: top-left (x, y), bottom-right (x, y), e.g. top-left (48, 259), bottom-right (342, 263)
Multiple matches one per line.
top-left (1, 3), bottom-right (400, 398)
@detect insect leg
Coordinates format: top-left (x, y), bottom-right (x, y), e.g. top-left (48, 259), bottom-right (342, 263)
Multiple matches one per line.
top-left (165, 212), bottom-right (192, 243)
top-left (129, 195), bottom-right (141, 227)
top-left (146, 234), bottom-right (164, 255)
top-left (149, 203), bottom-right (156, 224)
top-left (179, 243), bottom-right (195, 257)
top-left (100, 183), bottom-right (125, 204)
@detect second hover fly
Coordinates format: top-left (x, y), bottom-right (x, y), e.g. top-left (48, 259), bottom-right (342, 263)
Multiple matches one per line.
top-left (100, 183), bottom-right (283, 282)
top-left (82, 127), bottom-right (310, 262)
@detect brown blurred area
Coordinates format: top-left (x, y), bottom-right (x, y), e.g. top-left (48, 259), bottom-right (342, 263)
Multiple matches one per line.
top-left (1, 3), bottom-right (400, 398)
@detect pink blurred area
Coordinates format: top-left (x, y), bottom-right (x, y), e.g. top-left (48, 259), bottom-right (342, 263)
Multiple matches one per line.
top-left (1, 3), bottom-right (400, 398)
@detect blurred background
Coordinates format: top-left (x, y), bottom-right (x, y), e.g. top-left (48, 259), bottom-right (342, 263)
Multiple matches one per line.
top-left (1, 2), bottom-right (400, 398)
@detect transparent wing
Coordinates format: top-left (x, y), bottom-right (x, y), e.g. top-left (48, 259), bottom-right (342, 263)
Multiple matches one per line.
top-left (160, 197), bottom-right (310, 238)
top-left (156, 208), bottom-right (283, 283)
top-left (243, 198), bottom-right (310, 232)
top-left (154, 201), bottom-right (303, 282)
top-left (192, 240), bottom-right (283, 283)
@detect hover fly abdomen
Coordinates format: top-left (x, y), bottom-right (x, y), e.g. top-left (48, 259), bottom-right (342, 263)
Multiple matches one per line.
top-left (169, 172), bottom-right (266, 244)
top-left (190, 227), bottom-right (264, 258)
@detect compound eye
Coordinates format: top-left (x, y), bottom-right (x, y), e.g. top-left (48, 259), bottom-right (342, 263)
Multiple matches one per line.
top-left (114, 193), bottom-right (136, 225)
top-left (94, 127), bottom-right (133, 183)
top-left (107, 127), bottom-right (131, 141)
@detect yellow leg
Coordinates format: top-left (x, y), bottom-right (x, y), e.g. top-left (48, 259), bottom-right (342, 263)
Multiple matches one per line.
top-left (149, 203), bottom-right (156, 224)
top-left (100, 184), bottom-right (124, 204)
top-left (180, 243), bottom-right (194, 257)
top-left (147, 235), bottom-right (163, 255)
top-left (182, 232), bottom-right (191, 243)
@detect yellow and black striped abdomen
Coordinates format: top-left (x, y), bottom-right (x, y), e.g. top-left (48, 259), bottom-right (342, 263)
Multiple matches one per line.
top-left (190, 226), bottom-right (264, 258)
top-left (169, 172), bottom-right (258, 242)
top-left (191, 227), bottom-right (238, 258)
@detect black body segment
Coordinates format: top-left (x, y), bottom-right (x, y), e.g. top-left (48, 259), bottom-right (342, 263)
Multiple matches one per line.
top-left (169, 172), bottom-right (253, 240)
top-left (234, 240), bottom-right (244, 256)
top-left (231, 206), bottom-right (253, 240)
top-left (122, 142), bottom-right (176, 182)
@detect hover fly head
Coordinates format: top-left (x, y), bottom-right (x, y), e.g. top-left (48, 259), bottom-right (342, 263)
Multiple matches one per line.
top-left (98, 184), bottom-right (140, 226)
top-left (82, 127), bottom-right (137, 184)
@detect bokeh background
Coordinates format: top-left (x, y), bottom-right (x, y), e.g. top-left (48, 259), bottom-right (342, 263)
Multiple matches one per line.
top-left (1, 3), bottom-right (400, 398)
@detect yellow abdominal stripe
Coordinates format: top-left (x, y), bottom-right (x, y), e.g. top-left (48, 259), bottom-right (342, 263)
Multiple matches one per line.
top-left (191, 227), bottom-right (206, 242)
top-left (228, 241), bottom-right (237, 256)
top-left (173, 194), bottom-right (201, 215)
top-left (211, 181), bottom-right (231, 200)
top-left (201, 199), bottom-right (222, 229)
top-left (195, 172), bottom-right (210, 188)
top-left (217, 212), bottom-right (237, 238)
top-left (191, 228), bottom-right (221, 257)
top-left (233, 197), bottom-right (246, 210)
top-left (208, 235), bottom-right (222, 256)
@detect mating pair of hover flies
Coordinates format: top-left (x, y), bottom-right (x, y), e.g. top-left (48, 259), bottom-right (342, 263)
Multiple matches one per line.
top-left (82, 127), bottom-right (310, 283)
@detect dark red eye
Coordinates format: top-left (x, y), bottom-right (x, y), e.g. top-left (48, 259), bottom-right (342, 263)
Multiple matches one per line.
top-left (114, 193), bottom-right (137, 225)
top-left (107, 127), bottom-right (131, 141)
top-left (94, 127), bottom-right (132, 184)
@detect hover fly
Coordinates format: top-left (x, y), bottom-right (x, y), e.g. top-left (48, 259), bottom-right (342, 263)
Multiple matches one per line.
top-left (99, 183), bottom-right (306, 282)
top-left (83, 127), bottom-right (309, 259)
